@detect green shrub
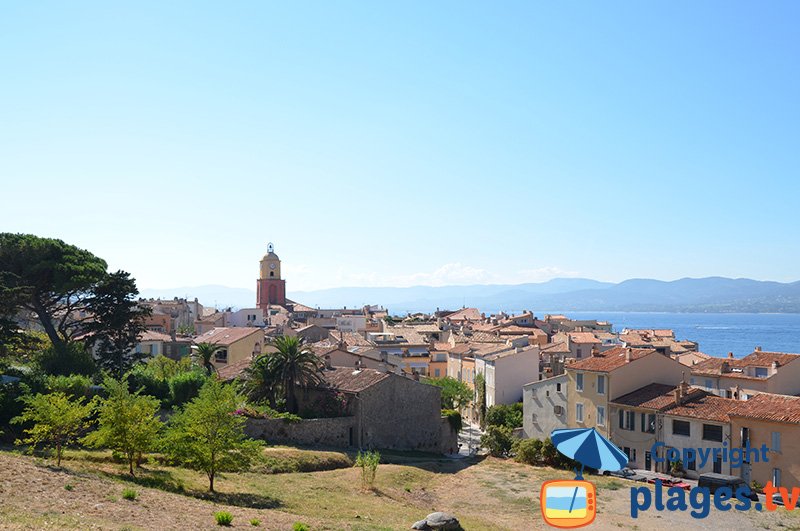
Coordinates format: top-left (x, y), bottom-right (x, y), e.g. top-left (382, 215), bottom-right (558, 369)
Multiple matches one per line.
top-left (249, 518), bottom-right (261, 527)
top-left (46, 374), bottom-right (94, 399)
top-left (442, 409), bottom-right (462, 433)
top-left (485, 403), bottom-right (523, 430)
top-left (0, 375), bottom-right (45, 439)
top-left (513, 437), bottom-right (543, 465)
top-left (126, 365), bottom-right (170, 404)
top-left (215, 511), bottom-right (233, 526)
top-left (168, 370), bottom-right (208, 407)
top-left (355, 450), bottom-right (380, 490)
top-left (293, 523), bottom-right (310, 531)
top-left (37, 343), bottom-right (96, 376)
top-left (480, 425), bottom-right (514, 457)
top-left (122, 488), bottom-right (138, 501)
top-left (64, 483), bottom-right (74, 491)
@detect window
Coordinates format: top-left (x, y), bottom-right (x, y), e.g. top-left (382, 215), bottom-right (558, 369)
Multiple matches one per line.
top-left (576, 403), bottom-right (584, 423)
top-left (622, 447), bottom-right (636, 464)
top-left (434, 368), bottom-right (441, 377)
top-left (773, 468), bottom-right (782, 488)
top-left (577, 348), bottom-right (583, 358)
top-left (556, 383), bottom-right (562, 393)
top-left (772, 432), bottom-right (781, 452)
top-left (576, 373), bottom-right (584, 392)
top-left (755, 367), bottom-right (768, 378)
top-left (597, 375), bottom-right (605, 395)
top-left (687, 457), bottom-right (696, 471)
top-left (741, 427), bottom-right (750, 448)
top-left (673, 419), bottom-right (690, 437)
top-left (713, 455), bottom-right (722, 474)
top-left (641, 413), bottom-right (656, 434)
top-left (619, 410), bottom-right (635, 431)
top-left (702, 424), bottom-right (723, 442)
top-left (597, 406), bottom-right (605, 426)
top-left (705, 379), bottom-right (713, 390)
top-left (215, 349), bottom-right (228, 363)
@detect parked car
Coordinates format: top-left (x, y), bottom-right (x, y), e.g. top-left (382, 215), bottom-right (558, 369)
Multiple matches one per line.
top-left (650, 477), bottom-right (692, 491)
top-left (697, 473), bottom-right (759, 501)
top-left (603, 467), bottom-right (647, 482)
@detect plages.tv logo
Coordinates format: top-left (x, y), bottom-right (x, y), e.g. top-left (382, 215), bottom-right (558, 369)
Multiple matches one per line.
top-left (540, 427), bottom-right (629, 528)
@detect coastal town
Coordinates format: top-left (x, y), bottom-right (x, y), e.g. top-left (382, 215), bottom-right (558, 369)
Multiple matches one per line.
top-left (101, 245), bottom-right (800, 492)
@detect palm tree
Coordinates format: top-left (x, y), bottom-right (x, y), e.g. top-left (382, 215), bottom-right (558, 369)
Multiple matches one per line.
top-left (192, 342), bottom-right (221, 375)
top-left (267, 336), bottom-right (323, 414)
top-left (240, 352), bottom-right (280, 408)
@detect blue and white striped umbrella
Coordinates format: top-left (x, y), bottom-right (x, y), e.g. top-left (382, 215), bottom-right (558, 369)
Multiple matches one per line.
top-left (550, 427), bottom-right (628, 472)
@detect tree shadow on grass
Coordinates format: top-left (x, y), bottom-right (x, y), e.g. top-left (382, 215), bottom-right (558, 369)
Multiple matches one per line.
top-left (109, 469), bottom-right (282, 510)
top-left (195, 491), bottom-right (282, 509)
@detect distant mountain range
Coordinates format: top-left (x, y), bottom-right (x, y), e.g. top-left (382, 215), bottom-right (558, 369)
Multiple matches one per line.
top-left (140, 277), bottom-right (800, 314)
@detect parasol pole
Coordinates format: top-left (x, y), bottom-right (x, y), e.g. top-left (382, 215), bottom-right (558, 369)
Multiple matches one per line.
top-left (568, 463), bottom-right (585, 513)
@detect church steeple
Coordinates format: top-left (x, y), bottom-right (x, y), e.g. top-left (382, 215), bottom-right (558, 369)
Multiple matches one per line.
top-left (259, 242), bottom-right (281, 280)
top-left (256, 243), bottom-right (286, 309)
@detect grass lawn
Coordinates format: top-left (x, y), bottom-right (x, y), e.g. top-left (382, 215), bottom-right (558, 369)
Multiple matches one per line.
top-left (4, 447), bottom-right (800, 530)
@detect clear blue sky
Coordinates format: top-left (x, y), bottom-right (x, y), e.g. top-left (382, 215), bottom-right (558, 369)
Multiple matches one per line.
top-left (1, 2), bottom-right (798, 291)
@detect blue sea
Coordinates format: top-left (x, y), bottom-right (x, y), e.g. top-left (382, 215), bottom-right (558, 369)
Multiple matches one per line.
top-left (540, 312), bottom-right (800, 359)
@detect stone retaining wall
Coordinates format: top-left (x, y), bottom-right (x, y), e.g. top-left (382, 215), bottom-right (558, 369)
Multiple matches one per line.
top-left (244, 416), bottom-right (357, 447)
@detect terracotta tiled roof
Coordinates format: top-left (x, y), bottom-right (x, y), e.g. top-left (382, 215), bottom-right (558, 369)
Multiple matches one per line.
top-left (287, 300), bottom-right (316, 313)
top-left (444, 308), bottom-right (482, 322)
top-left (729, 393), bottom-right (800, 424)
top-left (690, 351), bottom-right (800, 379)
top-left (540, 341), bottom-right (571, 354)
top-left (612, 383), bottom-right (739, 422)
top-left (665, 393), bottom-right (740, 422)
top-left (217, 357), bottom-right (255, 381)
top-left (483, 344), bottom-right (538, 361)
top-left (611, 383), bottom-right (684, 410)
top-left (742, 350), bottom-right (800, 367)
top-left (194, 327), bottom-right (263, 346)
top-left (139, 330), bottom-right (172, 342)
top-left (498, 325), bottom-right (546, 336)
top-left (469, 331), bottom-right (507, 343)
top-left (568, 347), bottom-right (656, 373)
top-left (330, 330), bottom-right (374, 347)
top-left (568, 332), bottom-right (601, 344)
top-left (431, 341), bottom-right (453, 352)
top-left (675, 351), bottom-right (711, 366)
top-left (449, 344), bottom-right (472, 355)
top-left (320, 367), bottom-right (391, 393)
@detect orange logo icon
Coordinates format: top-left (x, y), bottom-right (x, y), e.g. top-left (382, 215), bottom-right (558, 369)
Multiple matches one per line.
top-left (540, 479), bottom-right (597, 528)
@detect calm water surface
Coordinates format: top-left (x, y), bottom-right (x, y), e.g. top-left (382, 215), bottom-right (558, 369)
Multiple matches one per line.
top-left (540, 311), bottom-right (800, 358)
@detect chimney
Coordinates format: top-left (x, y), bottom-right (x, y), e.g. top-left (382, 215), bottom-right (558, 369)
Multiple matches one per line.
top-left (721, 361), bottom-right (730, 373)
top-left (727, 352), bottom-right (734, 359)
top-left (673, 386), bottom-right (682, 406)
top-left (755, 346), bottom-right (762, 352)
top-left (679, 372), bottom-right (689, 397)
top-left (324, 354), bottom-right (332, 370)
top-left (625, 348), bottom-right (632, 363)
top-left (591, 345), bottom-right (600, 357)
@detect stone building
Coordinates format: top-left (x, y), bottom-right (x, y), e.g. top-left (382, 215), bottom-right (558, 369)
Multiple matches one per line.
top-left (244, 367), bottom-right (457, 453)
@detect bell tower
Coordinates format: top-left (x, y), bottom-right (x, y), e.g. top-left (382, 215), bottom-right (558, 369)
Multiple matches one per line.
top-left (256, 243), bottom-right (286, 309)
